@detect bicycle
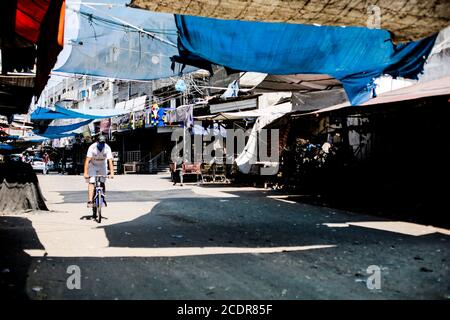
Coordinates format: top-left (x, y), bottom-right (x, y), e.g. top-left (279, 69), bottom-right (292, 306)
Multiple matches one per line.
top-left (91, 175), bottom-right (109, 223)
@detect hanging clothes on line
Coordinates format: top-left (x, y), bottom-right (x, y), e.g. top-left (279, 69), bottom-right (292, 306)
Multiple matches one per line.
top-left (176, 104), bottom-right (194, 127)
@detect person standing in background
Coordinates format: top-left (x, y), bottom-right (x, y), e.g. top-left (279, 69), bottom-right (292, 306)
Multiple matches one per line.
top-left (43, 152), bottom-right (50, 174)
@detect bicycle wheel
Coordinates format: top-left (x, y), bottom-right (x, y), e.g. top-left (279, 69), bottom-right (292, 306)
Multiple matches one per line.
top-left (97, 197), bottom-right (102, 223)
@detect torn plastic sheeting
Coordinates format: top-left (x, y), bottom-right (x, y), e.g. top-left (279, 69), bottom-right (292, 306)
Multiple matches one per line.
top-left (235, 102), bottom-right (292, 174)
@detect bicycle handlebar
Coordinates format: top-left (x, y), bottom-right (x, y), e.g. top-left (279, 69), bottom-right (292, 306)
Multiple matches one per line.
top-left (85, 175), bottom-right (113, 179)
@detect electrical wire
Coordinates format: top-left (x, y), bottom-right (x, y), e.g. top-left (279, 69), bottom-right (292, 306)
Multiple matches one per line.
top-left (82, 4), bottom-right (178, 47)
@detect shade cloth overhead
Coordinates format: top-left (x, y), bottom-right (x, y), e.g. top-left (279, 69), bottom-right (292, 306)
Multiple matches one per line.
top-left (173, 15), bottom-right (437, 106)
top-left (196, 98), bottom-right (294, 121)
top-left (297, 76), bottom-right (450, 117)
top-left (292, 89), bottom-right (349, 112)
top-left (38, 119), bottom-right (92, 136)
top-left (131, 0), bottom-right (450, 42)
top-left (39, 132), bottom-right (77, 139)
top-left (22, 132), bottom-right (76, 142)
top-left (15, 0), bottom-right (53, 43)
top-left (0, 0), bottom-right (65, 117)
top-left (241, 73), bottom-right (343, 92)
top-left (0, 135), bottom-right (20, 142)
top-left (196, 110), bottom-right (265, 121)
top-left (31, 105), bottom-right (128, 121)
top-left (56, 0), bottom-right (193, 80)
top-left (0, 143), bottom-right (14, 151)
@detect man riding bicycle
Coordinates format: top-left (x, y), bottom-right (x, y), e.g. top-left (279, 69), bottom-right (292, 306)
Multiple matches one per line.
top-left (83, 135), bottom-right (114, 210)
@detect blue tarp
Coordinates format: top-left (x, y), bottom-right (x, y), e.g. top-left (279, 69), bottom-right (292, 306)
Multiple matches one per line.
top-left (0, 135), bottom-right (19, 141)
top-left (0, 143), bottom-right (14, 151)
top-left (56, 0), bottom-right (194, 80)
top-left (174, 15), bottom-right (437, 105)
top-left (25, 132), bottom-right (77, 142)
top-left (39, 133), bottom-right (77, 140)
top-left (37, 119), bottom-right (92, 136)
top-left (31, 105), bottom-right (117, 121)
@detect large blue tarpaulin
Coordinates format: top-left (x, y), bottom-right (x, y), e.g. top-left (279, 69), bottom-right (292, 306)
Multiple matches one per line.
top-left (28, 133), bottom-right (77, 141)
top-left (37, 119), bottom-right (92, 136)
top-left (31, 105), bottom-right (120, 121)
top-left (55, 0), bottom-right (194, 80)
top-left (174, 15), bottom-right (437, 105)
top-left (0, 143), bottom-right (14, 151)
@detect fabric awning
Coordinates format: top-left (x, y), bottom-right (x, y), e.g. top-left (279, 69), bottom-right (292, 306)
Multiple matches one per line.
top-left (38, 119), bottom-right (92, 136)
top-left (0, 0), bottom-right (65, 112)
top-left (173, 15), bottom-right (437, 106)
top-left (242, 74), bottom-right (343, 92)
top-left (296, 76), bottom-right (450, 117)
top-left (15, 0), bottom-right (52, 43)
top-left (0, 143), bottom-right (15, 151)
top-left (196, 102), bottom-right (293, 121)
top-left (56, 1), bottom-right (195, 80)
top-left (195, 110), bottom-right (262, 121)
top-left (131, 0), bottom-right (450, 41)
top-left (31, 105), bottom-right (129, 121)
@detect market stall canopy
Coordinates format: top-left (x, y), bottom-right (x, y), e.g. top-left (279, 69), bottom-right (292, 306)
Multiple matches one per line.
top-left (297, 76), bottom-right (450, 116)
top-left (0, 143), bottom-right (14, 151)
top-left (195, 110), bottom-right (262, 121)
top-left (55, 0), bottom-right (194, 80)
top-left (31, 105), bottom-right (129, 121)
top-left (131, 0), bottom-right (450, 41)
top-left (0, 75), bottom-right (35, 117)
top-left (249, 74), bottom-right (342, 93)
top-left (0, 0), bottom-right (65, 116)
top-left (172, 15), bottom-right (437, 106)
top-left (292, 89), bottom-right (349, 112)
top-left (196, 102), bottom-right (293, 121)
top-left (0, 135), bottom-right (20, 142)
top-left (37, 119), bottom-right (92, 136)
top-left (21, 132), bottom-right (76, 142)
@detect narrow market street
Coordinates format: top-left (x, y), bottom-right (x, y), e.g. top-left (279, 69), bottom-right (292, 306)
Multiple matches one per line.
top-left (1, 173), bottom-right (449, 300)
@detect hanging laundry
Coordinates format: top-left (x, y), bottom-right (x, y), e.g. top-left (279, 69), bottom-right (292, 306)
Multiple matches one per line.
top-left (176, 105), bottom-right (194, 127)
top-left (150, 103), bottom-right (160, 127)
top-left (166, 109), bottom-right (178, 125)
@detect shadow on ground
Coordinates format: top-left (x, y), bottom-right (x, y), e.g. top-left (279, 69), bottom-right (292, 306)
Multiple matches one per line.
top-left (0, 217), bottom-right (44, 299)
top-left (2, 188), bottom-right (450, 299)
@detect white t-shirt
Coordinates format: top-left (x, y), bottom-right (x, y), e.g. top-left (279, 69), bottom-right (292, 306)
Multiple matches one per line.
top-left (87, 143), bottom-right (113, 173)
